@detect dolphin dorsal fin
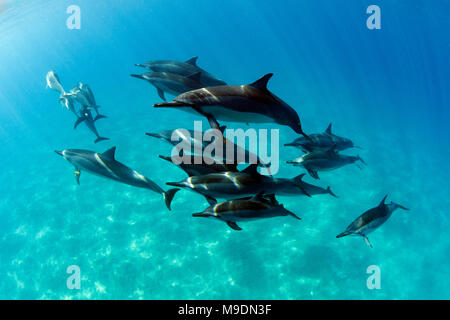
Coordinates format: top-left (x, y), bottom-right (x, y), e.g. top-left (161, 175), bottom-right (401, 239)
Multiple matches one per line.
top-left (325, 123), bottom-right (332, 134)
top-left (187, 71), bottom-right (202, 83)
top-left (251, 191), bottom-right (266, 202)
top-left (249, 73), bottom-right (273, 91)
top-left (102, 146), bottom-right (116, 159)
top-left (379, 194), bottom-right (388, 207)
top-left (185, 56), bottom-right (198, 66)
top-left (242, 164), bottom-right (259, 176)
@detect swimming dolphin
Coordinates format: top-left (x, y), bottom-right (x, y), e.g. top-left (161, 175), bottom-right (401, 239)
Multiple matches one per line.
top-left (54, 147), bottom-right (179, 210)
top-left (166, 164), bottom-right (311, 205)
top-left (145, 128), bottom-right (267, 168)
top-left (336, 195), bottom-right (409, 247)
top-left (135, 56), bottom-right (226, 87)
top-left (46, 70), bottom-right (66, 96)
top-left (192, 192), bottom-right (301, 231)
top-left (285, 123), bottom-right (359, 153)
top-left (77, 82), bottom-right (107, 120)
top-left (287, 145), bottom-right (366, 179)
top-left (74, 106), bottom-right (109, 144)
top-left (153, 73), bottom-right (309, 139)
top-left (159, 154), bottom-right (238, 176)
top-left (59, 95), bottom-right (80, 117)
top-left (131, 71), bottom-right (205, 101)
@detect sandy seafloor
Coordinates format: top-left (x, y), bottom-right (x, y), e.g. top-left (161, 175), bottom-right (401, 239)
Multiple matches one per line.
top-left (0, 0), bottom-right (449, 299)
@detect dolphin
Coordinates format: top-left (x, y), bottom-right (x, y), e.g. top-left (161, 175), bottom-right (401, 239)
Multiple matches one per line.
top-left (293, 173), bottom-right (338, 197)
top-left (74, 106), bottom-right (109, 144)
top-left (285, 123), bottom-right (359, 153)
top-left (135, 56), bottom-right (226, 87)
top-left (59, 95), bottom-right (80, 117)
top-left (131, 71), bottom-right (205, 101)
top-left (145, 128), bottom-right (267, 168)
top-left (192, 192), bottom-right (301, 231)
top-left (336, 195), bottom-right (409, 247)
top-left (287, 145), bottom-right (366, 179)
top-left (153, 73), bottom-right (309, 139)
top-left (166, 164), bottom-right (311, 205)
top-left (46, 70), bottom-right (66, 96)
top-left (54, 147), bottom-right (179, 210)
top-left (159, 154), bottom-right (238, 176)
top-left (77, 82), bottom-right (107, 120)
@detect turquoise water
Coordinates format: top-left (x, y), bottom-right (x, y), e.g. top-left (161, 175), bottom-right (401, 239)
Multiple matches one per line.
top-left (0, 0), bottom-right (449, 299)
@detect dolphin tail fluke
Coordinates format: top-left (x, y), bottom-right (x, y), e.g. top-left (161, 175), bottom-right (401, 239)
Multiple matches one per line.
top-left (392, 201), bottom-right (410, 211)
top-left (357, 155), bottom-right (367, 165)
top-left (94, 137), bottom-right (110, 144)
top-left (73, 116), bottom-right (87, 129)
top-left (163, 188), bottom-right (180, 211)
top-left (327, 186), bottom-right (338, 198)
top-left (363, 235), bottom-right (373, 248)
top-left (94, 114), bottom-right (107, 121)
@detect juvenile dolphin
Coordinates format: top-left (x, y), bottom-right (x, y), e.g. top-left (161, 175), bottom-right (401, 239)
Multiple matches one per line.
top-left (336, 195), bottom-right (409, 247)
top-left (135, 56), bottom-right (226, 87)
top-left (54, 147), bottom-right (179, 210)
top-left (146, 128), bottom-right (266, 167)
top-left (131, 71), bottom-right (205, 101)
top-left (166, 164), bottom-right (311, 205)
top-left (74, 106), bottom-right (109, 144)
top-left (46, 70), bottom-right (66, 96)
top-left (154, 73), bottom-right (309, 139)
top-left (159, 154), bottom-right (238, 176)
top-left (193, 192), bottom-right (301, 231)
top-left (285, 123), bottom-right (358, 153)
top-left (77, 82), bottom-right (106, 120)
top-left (287, 145), bottom-right (366, 179)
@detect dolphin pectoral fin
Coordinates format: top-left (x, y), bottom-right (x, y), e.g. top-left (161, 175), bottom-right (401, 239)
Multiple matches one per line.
top-left (157, 88), bottom-right (166, 101)
top-left (190, 105), bottom-right (221, 130)
top-left (74, 170), bottom-right (81, 185)
top-left (163, 188), bottom-right (180, 211)
top-left (226, 221), bottom-right (242, 231)
top-left (287, 210), bottom-right (302, 221)
top-left (357, 155), bottom-right (367, 165)
top-left (73, 116), bottom-right (87, 129)
top-left (299, 186), bottom-right (311, 197)
top-left (363, 235), bottom-right (373, 248)
top-left (205, 195), bottom-right (217, 206)
top-left (307, 169), bottom-right (319, 180)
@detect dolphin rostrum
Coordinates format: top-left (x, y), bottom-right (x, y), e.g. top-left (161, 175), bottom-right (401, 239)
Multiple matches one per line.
top-left (131, 71), bottom-right (205, 101)
top-left (55, 147), bottom-right (179, 210)
top-left (193, 192), bottom-right (301, 231)
top-left (135, 56), bottom-right (226, 87)
top-left (336, 195), bottom-right (409, 247)
top-left (285, 123), bottom-right (359, 153)
top-left (153, 73), bottom-right (309, 139)
top-left (287, 145), bottom-right (366, 179)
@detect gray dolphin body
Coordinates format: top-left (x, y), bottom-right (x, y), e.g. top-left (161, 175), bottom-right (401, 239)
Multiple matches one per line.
top-left (285, 123), bottom-right (357, 153)
top-left (294, 174), bottom-right (338, 197)
top-left (287, 146), bottom-right (365, 179)
top-left (159, 155), bottom-right (238, 176)
top-left (166, 164), bottom-right (312, 204)
top-left (55, 147), bottom-right (179, 210)
top-left (135, 56), bottom-right (226, 87)
top-left (77, 82), bottom-right (106, 120)
top-left (146, 128), bottom-right (266, 167)
top-left (193, 192), bottom-right (301, 231)
top-left (74, 106), bottom-right (109, 144)
top-left (336, 195), bottom-right (409, 247)
top-left (154, 73), bottom-right (309, 139)
top-left (59, 95), bottom-right (79, 117)
top-left (131, 71), bottom-right (205, 101)
top-left (46, 70), bottom-right (66, 96)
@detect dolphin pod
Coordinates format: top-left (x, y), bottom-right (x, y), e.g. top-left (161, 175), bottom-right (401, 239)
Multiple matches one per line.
top-left (55, 147), bottom-right (179, 210)
top-left (46, 55), bottom-right (409, 246)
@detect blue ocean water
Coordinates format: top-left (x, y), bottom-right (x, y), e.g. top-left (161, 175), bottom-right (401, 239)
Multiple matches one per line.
top-left (0, 0), bottom-right (449, 299)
